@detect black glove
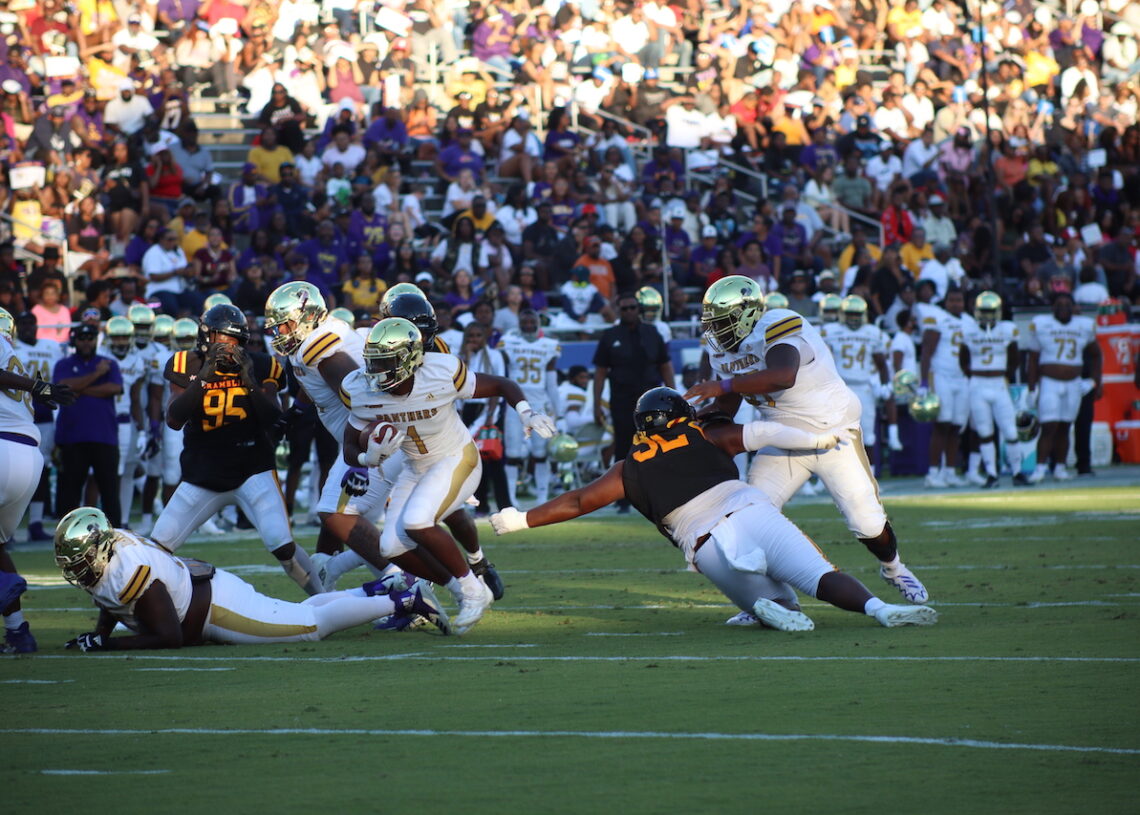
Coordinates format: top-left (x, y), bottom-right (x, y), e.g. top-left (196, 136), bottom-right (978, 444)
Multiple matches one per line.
top-left (199, 344), bottom-right (226, 383)
top-left (65, 632), bottom-right (108, 652)
top-left (233, 347), bottom-right (255, 385)
top-left (31, 378), bottom-right (76, 408)
top-left (271, 403), bottom-right (307, 442)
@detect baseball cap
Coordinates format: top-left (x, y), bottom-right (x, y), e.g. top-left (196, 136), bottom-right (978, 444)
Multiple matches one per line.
top-left (581, 204), bottom-right (598, 215)
top-left (415, 271), bottom-right (433, 283)
top-left (856, 114), bottom-right (871, 127)
top-left (701, 225), bottom-right (718, 238)
top-left (49, 105), bottom-right (65, 116)
top-left (929, 194), bottom-right (945, 205)
top-left (127, 13), bottom-right (142, 23)
top-left (644, 68), bottom-right (659, 80)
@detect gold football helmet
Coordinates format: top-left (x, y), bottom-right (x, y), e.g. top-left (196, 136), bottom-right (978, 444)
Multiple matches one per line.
top-left (974, 290), bottom-right (1002, 329)
top-left (764, 292), bottom-right (789, 311)
top-left (910, 391), bottom-right (942, 422)
top-left (172, 318), bottom-right (199, 351)
top-left (264, 282), bottom-right (328, 355)
top-left (54, 507), bottom-right (116, 587)
top-left (105, 316), bottom-right (134, 359)
top-left (379, 282), bottom-right (428, 315)
top-left (152, 314), bottom-right (175, 346)
top-left (202, 292), bottom-right (233, 316)
top-left (701, 275), bottom-right (765, 353)
top-left (841, 295), bottom-right (868, 329)
top-left (0, 306), bottom-right (14, 341)
top-left (636, 286), bottom-right (664, 322)
top-left (363, 317), bottom-right (424, 392)
top-left (547, 433), bottom-right (580, 463)
top-left (819, 293), bottom-right (843, 323)
top-left (892, 369), bottom-right (919, 400)
top-left (330, 307), bottom-right (356, 326)
top-left (127, 304), bottom-right (156, 345)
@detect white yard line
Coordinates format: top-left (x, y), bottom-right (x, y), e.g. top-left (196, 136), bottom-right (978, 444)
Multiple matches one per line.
top-left (40, 769), bottom-right (170, 775)
top-left (5, 728), bottom-right (1135, 756)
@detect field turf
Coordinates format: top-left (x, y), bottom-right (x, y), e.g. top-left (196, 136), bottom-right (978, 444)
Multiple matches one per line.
top-left (3, 482), bottom-right (1138, 814)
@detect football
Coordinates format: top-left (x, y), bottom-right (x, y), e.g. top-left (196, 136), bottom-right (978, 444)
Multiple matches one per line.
top-left (359, 420), bottom-right (399, 451)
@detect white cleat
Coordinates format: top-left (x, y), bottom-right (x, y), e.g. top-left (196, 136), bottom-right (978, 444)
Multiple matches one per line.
top-left (881, 563), bottom-right (930, 604)
top-left (966, 470), bottom-right (987, 487)
top-left (309, 552), bottom-right (333, 592)
top-left (751, 597), bottom-right (815, 632)
top-left (942, 471), bottom-right (967, 487)
top-left (725, 611), bottom-right (760, 626)
top-left (453, 580), bottom-right (494, 635)
top-left (924, 472), bottom-right (947, 489)
top-left (798, 479), bottom-right (819, 497)
top-left (200, 518), bottom-right (224, 535)
top-left (874, 604), bottom-right (939, 627)
top-left (1027, 465), bottom-right (1048, 484)
top-left (1052, 465), bottom-right (1073, 481)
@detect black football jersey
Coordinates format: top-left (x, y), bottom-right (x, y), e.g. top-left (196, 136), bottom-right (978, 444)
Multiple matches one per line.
top-left (621, 418), bottom-right (739, 544)
top-left (165, 348), bottom-right (285, 491)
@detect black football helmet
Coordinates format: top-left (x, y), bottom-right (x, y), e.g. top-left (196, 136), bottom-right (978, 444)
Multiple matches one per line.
top-left (198, 304), bottom-right (250, 353)
top-left (634, 387), bottom-right (695, 432)
top-left (383, 292), bottom-right (439, 345)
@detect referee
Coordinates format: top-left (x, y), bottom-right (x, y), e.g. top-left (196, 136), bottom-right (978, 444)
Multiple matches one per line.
top-left (592, 291), bottom-right (674, 511)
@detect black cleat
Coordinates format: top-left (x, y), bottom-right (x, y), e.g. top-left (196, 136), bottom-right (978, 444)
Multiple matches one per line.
top-left (983, 475), bottom-right (1000, 489)
top-left (471, 557), bottom-right (505, 600)
top-left (1012, 473), bottom-right (1031, 486)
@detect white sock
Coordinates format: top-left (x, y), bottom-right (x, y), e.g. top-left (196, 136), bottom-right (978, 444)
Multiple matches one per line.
top-left (278, 547), bottom-right (323, 595)
top-left (863, 597), bottom-right (886, 616)
top-left (446, 577), bottom-right (463, 602)
top-left (465, 547), bottom-right (485, 565)
top-left (534, 460), bottom-right (550, 502)
top-left (980, 445), bottom-right (997, 478)
top-left (326, 550), bottom-right (368, 586)
top-left (28, 502), bottom-right (43, 525)
top-left (968, 451), bottom-right (981, 475)
top-left (4, 610), bottom-right (26, 629)
top-left (881, 556), bottom-right (902, 574)
top-left (1006, 439), bottom-right (1022, 474)
top-left (304, 593), bottom-right (397, 638)
top-left (119, 472), bottom-right (135, 525)
top-left (140, 512), bottom-right (153, 529)
top-left (457, 571), bottom-right (480, 594)
top-left (927, 466), bottom-right (940, 477)
top-left (504, 464), bottom-right (519, 506)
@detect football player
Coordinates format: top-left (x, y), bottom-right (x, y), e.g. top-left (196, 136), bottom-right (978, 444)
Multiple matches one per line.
top-left (491, 388), bottom-right (938, 631)
top-left (499, 309), bottom-right (561, 506)
top-left (959, 291), bottom-right (1024, 487)
top-left (152, 303), bottom-right (323, 595)
top-left (1023, 293), bottom-right (1100, 483)
top-left (55, 506), bottom-right (450, 651)
top-left (820, 295), bottom-right (902, 453)
top-left (103, 317), bottom-right (150, 526)
top-left (683, 276), bottom-right (930, 606)
top-left (636, 286), bottom-right (672, 343)
top-left (819, 293), bottom-right (842, 324)
top-left (0, 307), bottom-right (75, 653)
top-left (130, 305), bottom-right (175, 534)
top-left (341, 317), bottom-right (556, 634)
top-left (918, 287), bottom-right (975, 487)
top-left (11, 311), bottom-right (64, 542)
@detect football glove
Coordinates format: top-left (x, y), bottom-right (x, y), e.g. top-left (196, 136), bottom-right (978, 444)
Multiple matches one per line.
top-left (199, 344), bottom-right (226, 382)
top-left (271, 403), bottom-right (307, 441)
top-left (341, 466), bottom-right (370, 497)
top-left (812, 429), bottom-right (852, 450)
top-left (31, 378), bottom-right (76, 407)
top-left (359, 427), bottom-right (404, 467)
top-left (876, 382), bottom-right (893, 401)
top-left (518, 405), bottom-right (557, 439)
top-left (1079, 378), bottom-right (1096, 397)
top-left (490, 507), bottom-right (529, 535)
top-left (65, 632), bottom-right (107, 652)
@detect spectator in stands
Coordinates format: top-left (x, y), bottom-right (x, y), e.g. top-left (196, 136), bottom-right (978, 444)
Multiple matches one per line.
top-left (900, 227), bottom-right (934, 277)
top-left (259, 83), bottom-right (307, 154)
top-left (104, 80), bottom-right (153, 138)
top-left (143, 229), bottom-right (196, 316)
top-left (248, 125), bottom-right (294, 184)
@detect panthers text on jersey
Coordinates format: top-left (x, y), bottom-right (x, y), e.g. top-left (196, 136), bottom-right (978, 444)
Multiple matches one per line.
top-left (706, 308), bottom-right (860, 431)
top-left (13, 337), bottom-right (63, 424)
top-left (820, 322), bottom-right (887, 385)
top-left (0, 337), bottom-right (39, 442)
top-left (961, 321), bottom-right (1018, 374)
top-left (1023, 314), bottom-right (1096, 368)
top-left (291, 316), bottom-right (362, 441)
top-left (920, 306), bottom-right (976, 381)
top-left (88, 531), bottom-right (194, 630)
top-left (499, 332), bottom-right (560, 410)
top-left (341, 351), bottom-right (478, 468)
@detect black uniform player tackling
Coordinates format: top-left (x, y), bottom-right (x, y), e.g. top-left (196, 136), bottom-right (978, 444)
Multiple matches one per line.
top-left (490, 388), bottom-right (939, 631)
top-left (150, 304), bottom-right (322, 595)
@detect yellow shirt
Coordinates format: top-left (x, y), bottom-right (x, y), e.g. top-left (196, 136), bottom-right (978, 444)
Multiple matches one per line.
top-left (886, 6), bottom-right (922, 35)
top-left (182, 228), bottom-right (209, 259)
top-left (772, 116), bottom-right (810, 147)
top-left (12, 200), bottom-right (42, 244)
top-left (247, 145), bottom-right (295, 184)
top-left (1027, 158), bottom-right (1058, 186)
top-left (343, 277), bottom-right (387, 312)
top-left (900, 242), bottom-right (934, 276)
top-left (1025, 52), bottom-right (1059, 88)
top-left (838, 242), bottom-right (882, 274)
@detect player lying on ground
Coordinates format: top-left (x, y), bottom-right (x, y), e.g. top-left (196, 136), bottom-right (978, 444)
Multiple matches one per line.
top-left (491, 387), bottom-right (938, 631)
top-left (54, 506), bottom-right (451, 651)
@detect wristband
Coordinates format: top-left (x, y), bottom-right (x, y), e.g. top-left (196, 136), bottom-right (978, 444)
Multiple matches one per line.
top-left (357, 452), bottom-right (369, 467)
top-left (515, 399), bottom-right (532, 415)
top-left (719, 378), bottom-right (733, 394)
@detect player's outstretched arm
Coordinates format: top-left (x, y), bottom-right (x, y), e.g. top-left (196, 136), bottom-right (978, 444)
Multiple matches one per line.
top-left (474, 372), bottom-right (556, 438)
top-left (683, 344), bottom-right (800, 402)
top-left (67, 581), bottom-right (186, 652)
top-left (492, 462), bottom-right (627, 534)
top-left (705, 420), bottom-right (848, 457)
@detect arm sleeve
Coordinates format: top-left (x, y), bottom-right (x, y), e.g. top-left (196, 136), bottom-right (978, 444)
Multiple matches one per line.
top-left (741, 419), bottom-right (825, 452)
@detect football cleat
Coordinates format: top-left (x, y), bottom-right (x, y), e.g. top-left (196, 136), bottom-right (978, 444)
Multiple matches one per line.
top-left (1027, 465), bottom-right (1048, 484)
top-left (373, 613), bottom-right (430, 632)
top-left (309, 552), bottom-right (333, 592)
top-left (2, 621), bottom-right (38, 654)
top-left (725, 611), bottom-right (760, 626)
top-left (798, 479), bottom-right (819, 497)
top-left (1052, 465), bottom-right (1073, 481)
top-left (1012, 472), bottom-right (1032, 486)
top-left (942, 470), bottom-right (967, 488)
top-left (453, 580), bottom-right (494, 635)
top-left (390, 580), bottom-right (451, 636)
top-left (873, 604), bottom-right (939, 628)
top-left (0, 571), bottom-right (28, 610)
top-left (27, 521), bottom-right (51, 542)
top-left (983, 475), bottom-right (1000, 489)
top-left (751, 598), bottom-right (814, 632)
top-left (471, 558), bottom-right (505, 601)
top-left (966, 470), bottom-right (987, 487)
top-left (880, 564), bottom-right (929, 604)
top-left (923, 472), bottom-right (947, 489)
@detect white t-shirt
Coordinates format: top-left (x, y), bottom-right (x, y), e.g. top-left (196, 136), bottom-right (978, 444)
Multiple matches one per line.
top-left (321, 142), bottom-right (366, 171)
top-left (142, 244), bottom-right (187, 295)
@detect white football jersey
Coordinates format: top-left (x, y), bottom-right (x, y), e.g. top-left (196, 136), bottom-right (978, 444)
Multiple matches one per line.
top-left (88, 531), bottom-right (194, 630)
top-left (108, 349), bottom-right (149, 417)
top-left (706, 308), bottom-right (860, 431)
top-left (1023, 314), bottom-right (1096, 367)
top-left (290, 317), bottom-right (363, 440)
top-left (12, 337), bottom-right (63, 383)
top-left (0, 337), bottom-right (39, 441)
top-left (342, 351), bottom-right (478, 468)
top-left (961, 321), bottom-right (1018, 375)
top-left (920, 307), bottom-right (975, 380)
top-left (499, 333), bottom-right (560, 408)
top-left (888, 330), bottom-right (918, 378)
top-left (820, 322), bottom-right (886, 385)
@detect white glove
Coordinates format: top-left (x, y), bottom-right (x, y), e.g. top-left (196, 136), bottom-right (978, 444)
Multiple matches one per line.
top-left (916, 384), bottom-right (929, 399)
top-left (519, 406), bottom-right (557, 439)
top-left (490, 507), bottom-right (530, 535)
top-left (1025, 388), bottom-right (1038, 410)
top-left (135, 431), bottom-right (148, 456)
top-left (359, 426), bottom-right (405, 467)
top-left (1079, 378), bottom-right (1096, 397)
top-left (812, 428), bottom-right (852, 450)
top-left (877, 383), bottom-right (893, 401)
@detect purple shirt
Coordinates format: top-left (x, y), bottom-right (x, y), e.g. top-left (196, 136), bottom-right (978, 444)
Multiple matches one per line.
top-left (765, 222), bottom-right (807, 264)
top-left (0, 65), bottom-right (31, 96)
top-left (664, 225), bottom-right (690, 265)
top-left (472, 19), bottom-right (513, 60)
top-left (298, 237), bottom-right (349, 293)
top-left (690, 244), bottom-right (719, 283)
top-left (363, 117), bottom-right (408, 151)
top-left (156, 0), bottom-right (200, 23)
top-left (438, 143), bottom-right (484, 181)
top-left (53, 353), bottom-right (122, 446)
top-left (349, 210), bottom-right (389, 252)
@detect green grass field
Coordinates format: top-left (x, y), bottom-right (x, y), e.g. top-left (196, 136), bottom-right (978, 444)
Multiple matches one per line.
top-left (3, 483), bottom-right (1139, 814)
